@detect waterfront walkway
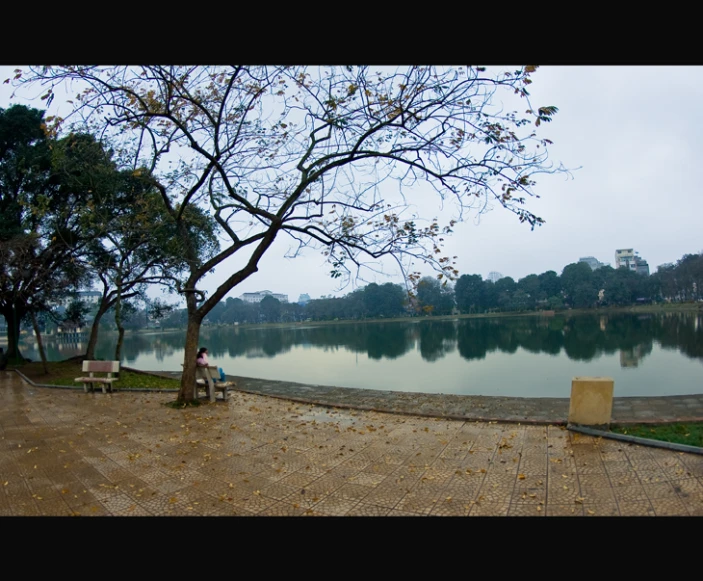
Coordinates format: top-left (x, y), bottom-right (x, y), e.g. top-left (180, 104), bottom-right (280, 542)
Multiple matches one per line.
top-left (213, 374), bottom-right (703, 425)
top-left (2, 369), bottom-right (703, 516)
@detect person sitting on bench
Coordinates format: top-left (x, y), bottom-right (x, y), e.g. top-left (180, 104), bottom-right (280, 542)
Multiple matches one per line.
top-left (196, 347), bottom-right (227, 382)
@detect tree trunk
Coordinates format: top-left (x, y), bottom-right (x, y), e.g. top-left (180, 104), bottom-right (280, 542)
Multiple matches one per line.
top-left (86, 301), bottom-right (111, 360)
top-left (114, 293), bottom-right (124, 362)
top-left (2, 305), bottom-right (25, 362)
top-left (115, 327), bottom-right (125, 362)
top-left (177, 311), bottom-right (202, 403)
top-left (30, 312), bottom-right (49, 374)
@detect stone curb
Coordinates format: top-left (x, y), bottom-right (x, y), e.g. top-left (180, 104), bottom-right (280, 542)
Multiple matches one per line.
top-left (230, 387), bottom-right (568, 426)
top-left (11, 368), bottom-right (567, 422)
top-left (12, 368), bottom-right (703, 429)
top-left (13, 369), bottom-right (179, 394)
top-left (567, 424), bottom-right (703, 456)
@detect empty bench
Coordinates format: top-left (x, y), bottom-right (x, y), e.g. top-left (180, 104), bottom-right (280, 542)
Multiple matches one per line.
top-left (75, 360), bottom-right (120, 393)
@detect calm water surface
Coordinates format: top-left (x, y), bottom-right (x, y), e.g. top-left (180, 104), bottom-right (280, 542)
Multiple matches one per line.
top-left (18, 312), bottom-right (703, 398)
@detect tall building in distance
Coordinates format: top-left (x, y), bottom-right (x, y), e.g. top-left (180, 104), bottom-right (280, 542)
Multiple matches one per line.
top-left (614, 248), bottom-right (635, 269)
top-left (297, 293), bottom-right (311, 305)
top-left (634, 257), bottom-right (649, 275)
top-left (239, 290), bottom-right (289, 303)
top-left (578, 256), bottom-right (608, 271)
top-left (487, 271), bottom-right (503, 283)
top-left (614, 249), bottom-right (649, 275)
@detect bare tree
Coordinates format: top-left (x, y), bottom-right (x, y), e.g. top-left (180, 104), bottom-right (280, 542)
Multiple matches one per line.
top-left (14, 65), bottom-right (567, 402)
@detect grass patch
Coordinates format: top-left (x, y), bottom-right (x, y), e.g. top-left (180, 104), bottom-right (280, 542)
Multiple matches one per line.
top-left (14, 360), bottom-right (181, 390)
top-left (611, 423), bottom-right (703, 448)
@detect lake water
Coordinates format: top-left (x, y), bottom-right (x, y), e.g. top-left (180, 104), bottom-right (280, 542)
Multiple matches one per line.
top-left (17, 312), bottom-right (703, 398)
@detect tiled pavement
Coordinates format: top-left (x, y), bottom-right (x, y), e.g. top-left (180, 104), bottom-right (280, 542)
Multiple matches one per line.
top-left (2, 370), bottom-right (703, 516)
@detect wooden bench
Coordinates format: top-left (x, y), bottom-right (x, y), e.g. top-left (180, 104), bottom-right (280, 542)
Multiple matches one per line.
top-left (75, 360), bottom-right (120, 393)
top-left (183, 365), bottom-right (236, 402)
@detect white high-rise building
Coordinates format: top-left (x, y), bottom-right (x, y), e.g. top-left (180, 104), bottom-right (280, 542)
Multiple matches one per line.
top-left (615, 249), bottom-right (649, 275)
top-left (615, 249), bottom-right (635, 270)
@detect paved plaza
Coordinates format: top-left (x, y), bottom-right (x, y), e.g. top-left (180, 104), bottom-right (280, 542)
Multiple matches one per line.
top-left (2, 370), bottom-right (703, 516)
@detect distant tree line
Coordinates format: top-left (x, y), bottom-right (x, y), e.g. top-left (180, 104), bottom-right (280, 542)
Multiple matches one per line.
top-left (154, 252), bottom-right (703, 327)
top-left (140, 311), bottom-right (703, 366)
top-left (24, 251), bottom-right (701, 336)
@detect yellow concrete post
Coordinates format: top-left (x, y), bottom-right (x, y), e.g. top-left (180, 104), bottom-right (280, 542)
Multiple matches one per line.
top-left (568, 377), bottom-right (614, 426)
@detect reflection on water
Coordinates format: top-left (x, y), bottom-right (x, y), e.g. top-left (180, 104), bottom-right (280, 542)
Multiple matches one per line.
top-left (17, 312), bottom-right (703, 398)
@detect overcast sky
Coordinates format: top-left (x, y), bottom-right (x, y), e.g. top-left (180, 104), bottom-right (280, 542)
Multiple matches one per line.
top-left (2, 66), bottom-right (700, 305)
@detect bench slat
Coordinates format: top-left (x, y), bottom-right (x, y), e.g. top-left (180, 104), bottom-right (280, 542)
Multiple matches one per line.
top-left (82, 361), bottom-right (120, 373)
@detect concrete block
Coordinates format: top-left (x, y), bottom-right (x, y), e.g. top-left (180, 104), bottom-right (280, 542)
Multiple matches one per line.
top-left (568, 377), bottom-right (614, 427)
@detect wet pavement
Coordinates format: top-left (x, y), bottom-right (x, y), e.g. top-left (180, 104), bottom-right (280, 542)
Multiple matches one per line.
top-left (2, 369), bottom-right (703, 516)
